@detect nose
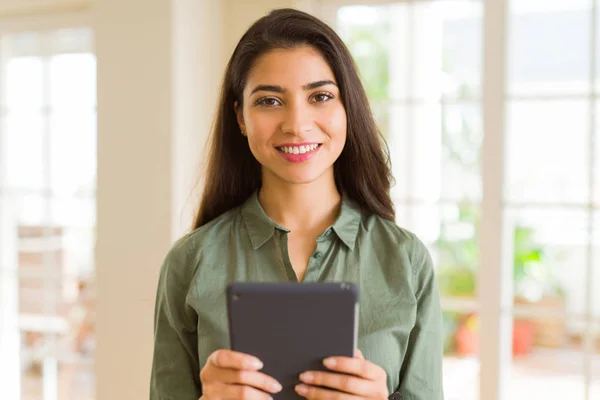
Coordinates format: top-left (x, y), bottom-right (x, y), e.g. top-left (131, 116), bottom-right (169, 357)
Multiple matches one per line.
top-left (280, 101), bottom-right (314, 136)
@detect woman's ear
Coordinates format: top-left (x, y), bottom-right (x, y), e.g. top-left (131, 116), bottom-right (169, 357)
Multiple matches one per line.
top-left (234, 101), bottom-right (247, 136)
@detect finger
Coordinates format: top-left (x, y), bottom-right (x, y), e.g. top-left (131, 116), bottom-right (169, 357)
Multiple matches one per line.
top-left (354, 349), bottom-right (364, 360)
top-left (323, 357), bottom-right (386, 381)
top-left (202, 365), bottom-right (281, 395)
top-left (295, 383), bottom-right (363, 400)
top-left (209, 349), bottom-right (263, 370)
top-left (221, 383), bottom-right (274, 400)
top-left (218, 369), bottom-right (282, 394)
top-left (299, 371), bottom-right (386, 398)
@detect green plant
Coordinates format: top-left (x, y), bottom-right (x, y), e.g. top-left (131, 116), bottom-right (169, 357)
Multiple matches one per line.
top-left (435, 202), bottom-right (566, 300)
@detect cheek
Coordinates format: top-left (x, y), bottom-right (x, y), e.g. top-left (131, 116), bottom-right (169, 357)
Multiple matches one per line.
top-left (245, 124), bottom-right (275, 161)
top-left (247, 134), bottom-right (270, 160)
top-left (245, 113), bottom-right (279, 143)
top-left (325, 108), bottom-right (347, 142)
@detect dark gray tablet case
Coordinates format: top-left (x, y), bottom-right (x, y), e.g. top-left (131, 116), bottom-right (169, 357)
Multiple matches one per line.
top-left (227, 282), bottom-right (360, 399)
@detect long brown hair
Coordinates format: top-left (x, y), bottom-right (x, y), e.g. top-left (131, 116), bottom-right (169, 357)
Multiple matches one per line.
top-left (193, 8), bottom-right (394, 229)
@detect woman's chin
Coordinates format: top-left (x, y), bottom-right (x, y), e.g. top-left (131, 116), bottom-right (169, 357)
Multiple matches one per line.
top-left (264, 168), bottom-right (333, 187)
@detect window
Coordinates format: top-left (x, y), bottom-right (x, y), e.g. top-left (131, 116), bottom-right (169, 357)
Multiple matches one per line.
top-left (0, 28), bottom-right (96, 400)
top-left (322, 0), bottom-right (600, 399)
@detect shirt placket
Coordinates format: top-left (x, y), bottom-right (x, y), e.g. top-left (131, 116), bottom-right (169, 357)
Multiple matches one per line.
top-left (277, 230), bottom-right (299, 282)
top-left (302, 228), bottom-right (333, 282)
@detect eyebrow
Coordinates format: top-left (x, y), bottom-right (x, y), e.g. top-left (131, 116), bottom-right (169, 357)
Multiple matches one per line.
top-left (250, 80), bottom-right (337, 95)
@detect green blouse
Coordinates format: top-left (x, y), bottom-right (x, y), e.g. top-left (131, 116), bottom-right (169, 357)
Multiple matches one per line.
top-left (150, 192), bottom-right (444, 400)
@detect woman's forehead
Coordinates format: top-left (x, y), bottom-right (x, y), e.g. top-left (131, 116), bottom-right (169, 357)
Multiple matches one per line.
top-left (245, 47), bottom-right (336, 91)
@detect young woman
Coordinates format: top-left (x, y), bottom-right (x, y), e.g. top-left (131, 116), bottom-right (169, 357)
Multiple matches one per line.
top-left (150, 8), bottom-right (443, 400)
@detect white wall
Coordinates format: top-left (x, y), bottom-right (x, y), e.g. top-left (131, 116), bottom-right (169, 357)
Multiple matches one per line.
top-left (222, 0), bottom-right (296, 56)
top-left (94, 0), bottom-right (175, 397)
top-left (0, 0), bottom-right (89, 17)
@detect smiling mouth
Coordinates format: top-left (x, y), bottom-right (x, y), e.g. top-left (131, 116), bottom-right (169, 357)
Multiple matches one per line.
top-left (276, 143), bottom-right (321, 154)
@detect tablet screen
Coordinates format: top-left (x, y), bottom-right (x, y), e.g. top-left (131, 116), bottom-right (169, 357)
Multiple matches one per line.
top-left (227, 282), bottom-right (359, 399)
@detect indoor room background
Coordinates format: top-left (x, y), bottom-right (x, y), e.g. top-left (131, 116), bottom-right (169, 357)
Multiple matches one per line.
top-left (0, 0), bottom-right (598, 399)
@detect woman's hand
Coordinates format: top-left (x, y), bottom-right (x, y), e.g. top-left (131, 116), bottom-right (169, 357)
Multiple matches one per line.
top-left (295, 349), bottom-right (389, 399)
top-left (200, 349), bottom-right (282, 399)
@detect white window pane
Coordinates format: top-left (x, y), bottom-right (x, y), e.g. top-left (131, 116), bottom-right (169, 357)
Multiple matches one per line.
top-left (20, 340), bottom-right (95, 399)
top-left (337, 1), bottom-right (482, 101)
top-left (12, 194), bottom-right (45, 226)
top-left (505, 100), bottom-right (589, 204)
top-left (49, 197), bottom-right (96, 228)
top-left (442, 103), bottom-right (482, 201)
top-left (374, 103), bottom-right (409, 198)
top-left (394, 202), bottom-right (480, 281)
top-left (50, 53), bottom-right (97, 110)
top-left (374, 101), bottom-right (482, 203)
top-left (506, 209), bottom-right (593, 400)
top-left (15, 206), bottom-right (95, 397)
top-left (394, 203), bottom-right (441, 245)
top-left (370, 101), bottom-right (389, 140)
top-left (435, 202), bottom-right (480, 296)
top-left (385, 104), bottom-right (442, 202)
top-left (592, 325), bottom-right (600, 398)
top-left (5, 114), bottom-right (45, 190)
top-left (396, 203), bottom-right (480, 400)
top-left (592, 103), bottom-right (600, 206)
top-left (443, 310), bottom-right (479, 400)
top-left (509, 0), bottom-right (591, 96)
top-left (507, 208), bottom-right (589, 315)
top-left (424, 0), bottom-right (482, 100)
top-left (508, 317), bottom-right (587, 399)
top-left (592, 213), bottom-right (600, 319)
top-left (6, 57), bottom-right (43, 111)
top-left (596, 5), bottom-right (600, 90)
top-left (50, 112), bottom-right (97, 196)
top-left (337, 4), bottom-right (397, 101)
top-left (9, 195), bottom-right (95, 232)
top-left (19, 276), bottom-right (60, 315)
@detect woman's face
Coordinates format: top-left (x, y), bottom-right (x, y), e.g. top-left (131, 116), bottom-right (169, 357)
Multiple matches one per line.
top-left (236, 46), bottom-right (347, 187)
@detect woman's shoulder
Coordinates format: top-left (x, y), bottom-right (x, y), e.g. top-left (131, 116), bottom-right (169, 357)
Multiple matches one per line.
top-left (361, 212), bottom-right (419, 245)
top-left (361, 212), bottom-right (432, 267)
top-left (188, 206), bottom-right (242, 244)
top-left (160, 206), bottom-right (244, 274)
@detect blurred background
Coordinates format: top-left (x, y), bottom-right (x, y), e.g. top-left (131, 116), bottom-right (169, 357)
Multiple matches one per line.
top-left (0, 0), bottom-right (598, 399)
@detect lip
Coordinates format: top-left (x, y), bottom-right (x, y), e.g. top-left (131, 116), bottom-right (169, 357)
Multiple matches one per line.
top-left (276, 143), bottom-right (321, 163)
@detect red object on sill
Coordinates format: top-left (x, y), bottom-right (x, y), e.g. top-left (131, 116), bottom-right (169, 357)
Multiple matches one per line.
top-left (455, 317), bottom-right (535, 357)
top-left (456, 324), bottom-right (478, 356)
top-left (513, 320), bottom-right (535, 356)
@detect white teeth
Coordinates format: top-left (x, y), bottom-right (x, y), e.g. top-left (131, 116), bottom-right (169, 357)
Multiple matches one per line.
top-left (279, 144), bottom-right (320, 154)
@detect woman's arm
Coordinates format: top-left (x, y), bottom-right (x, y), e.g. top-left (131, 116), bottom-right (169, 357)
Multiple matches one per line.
top-left (150, 239), bottom-right (202, 400)
top-left (397, 237), bottom-right (444, 400)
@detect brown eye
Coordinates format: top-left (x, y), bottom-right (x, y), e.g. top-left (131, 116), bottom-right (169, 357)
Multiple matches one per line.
top-left (256, 97), bottom-right (281, 107)
top-left (311, 92), bottom-right (334, 103)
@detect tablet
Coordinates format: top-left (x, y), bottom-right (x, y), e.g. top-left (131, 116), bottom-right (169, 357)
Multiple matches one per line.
top-left (226, 282), bottom-right (360, 399)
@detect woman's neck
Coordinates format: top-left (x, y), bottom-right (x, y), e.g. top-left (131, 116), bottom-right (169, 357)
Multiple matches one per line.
top-left (258, 174), bottom-right (341, 232)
